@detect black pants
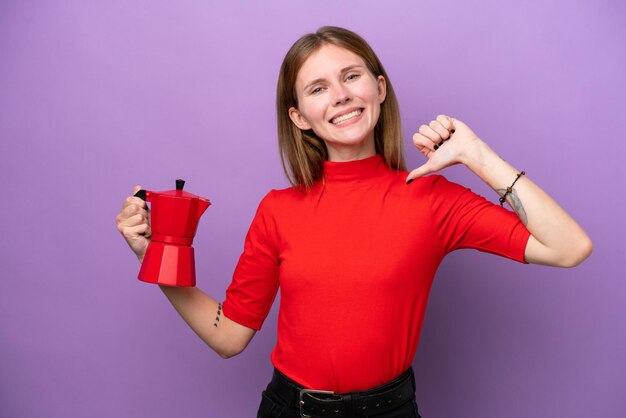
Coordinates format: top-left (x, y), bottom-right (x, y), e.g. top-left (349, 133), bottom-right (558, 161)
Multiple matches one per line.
top-left (257, 367), bottom-right (421, 418)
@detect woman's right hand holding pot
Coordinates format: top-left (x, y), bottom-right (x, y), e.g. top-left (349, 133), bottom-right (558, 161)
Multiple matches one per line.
top-left (115, 185), bottom-right (151, 262)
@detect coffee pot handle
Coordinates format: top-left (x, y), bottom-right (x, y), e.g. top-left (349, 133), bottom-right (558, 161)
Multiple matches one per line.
top-left (134, 189), bottom-right (147, 201)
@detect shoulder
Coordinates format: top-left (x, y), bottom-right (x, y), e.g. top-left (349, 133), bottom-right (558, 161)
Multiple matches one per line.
top-left (256, 186), bottom-right (307, 213)
top-left (262, 185), bottom-right (307, 202)
top-left (403, 173), bottom-right (483, 214)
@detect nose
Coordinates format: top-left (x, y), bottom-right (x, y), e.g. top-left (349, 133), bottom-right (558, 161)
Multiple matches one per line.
top-left (331, 83), bottom-right (351, 106)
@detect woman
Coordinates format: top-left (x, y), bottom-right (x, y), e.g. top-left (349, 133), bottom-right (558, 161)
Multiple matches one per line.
top-left (116, 26), bottom-right (592, 418)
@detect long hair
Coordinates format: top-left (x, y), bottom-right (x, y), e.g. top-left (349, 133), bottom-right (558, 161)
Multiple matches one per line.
top-left (276, 26), bottom-right (406, 189)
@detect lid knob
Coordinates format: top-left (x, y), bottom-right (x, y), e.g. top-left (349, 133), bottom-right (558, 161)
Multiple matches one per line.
top-left (176, 179), bottom-right (185, 191)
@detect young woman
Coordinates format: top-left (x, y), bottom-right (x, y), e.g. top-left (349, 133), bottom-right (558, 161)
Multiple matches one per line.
top-left (116, 26), bottom-right (592, 418)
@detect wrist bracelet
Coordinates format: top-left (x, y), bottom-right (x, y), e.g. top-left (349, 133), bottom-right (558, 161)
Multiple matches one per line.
top-left (499, 171), bottom-right (525, 207)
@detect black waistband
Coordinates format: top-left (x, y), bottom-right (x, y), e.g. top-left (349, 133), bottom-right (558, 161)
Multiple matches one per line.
top-left (267, 367), bottom-right (416, 418)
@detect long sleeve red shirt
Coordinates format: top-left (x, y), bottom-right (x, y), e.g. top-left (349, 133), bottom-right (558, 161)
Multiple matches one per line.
top-left (223, 154), bottom-right (530, 393)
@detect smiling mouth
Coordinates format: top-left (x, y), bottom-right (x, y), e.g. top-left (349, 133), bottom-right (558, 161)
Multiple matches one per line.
top-left (331, 109), bottom-right (363, 125)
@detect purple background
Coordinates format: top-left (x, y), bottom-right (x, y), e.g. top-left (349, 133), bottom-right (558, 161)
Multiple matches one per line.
top-left (1, 1), bottom-right (624, 417)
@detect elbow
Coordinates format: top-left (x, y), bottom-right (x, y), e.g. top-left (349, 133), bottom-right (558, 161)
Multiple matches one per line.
top-left (560, 236), bottom-right (593, 268)
top-left (217, 344), bottom-right (245, 360)
top-left (212, 317), bottom-right (256, 359)
top-left (219, 350), bottom-right (240, 360)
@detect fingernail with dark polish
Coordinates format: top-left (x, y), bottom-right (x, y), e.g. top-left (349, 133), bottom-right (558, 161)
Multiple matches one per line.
top-left (406, 179), bottom-right (414, 185)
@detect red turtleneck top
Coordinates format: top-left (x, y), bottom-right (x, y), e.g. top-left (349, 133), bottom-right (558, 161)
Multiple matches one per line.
top-left (223, 155), bottom-right (530, 393)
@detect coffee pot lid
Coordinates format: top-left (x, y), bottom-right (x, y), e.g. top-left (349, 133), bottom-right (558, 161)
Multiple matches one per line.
top-left (135, 179), bottom-right (209, 201)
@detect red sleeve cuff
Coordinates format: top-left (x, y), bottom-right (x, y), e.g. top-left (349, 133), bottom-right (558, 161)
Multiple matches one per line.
top-left (222, 300), bottom-right (264, 331)
top-left (513, 222), bottom-right (532, 264)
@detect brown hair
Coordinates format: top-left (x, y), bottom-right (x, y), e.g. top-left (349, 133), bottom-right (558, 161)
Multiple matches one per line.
top-left (276, 26), bottom-right (406, 189)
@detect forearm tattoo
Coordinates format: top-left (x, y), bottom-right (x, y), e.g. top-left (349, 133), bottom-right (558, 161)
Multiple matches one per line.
top-left (497, 188), bottom-right (528, 226)
top-left (213, 302), bottom-right (222, 327)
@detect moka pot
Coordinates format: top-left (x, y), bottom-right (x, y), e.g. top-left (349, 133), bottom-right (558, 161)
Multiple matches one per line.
top-left (134, 179), bottom-right (211, 287)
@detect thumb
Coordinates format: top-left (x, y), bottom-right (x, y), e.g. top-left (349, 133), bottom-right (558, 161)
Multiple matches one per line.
top-left (406, 163), bottom-right (434, 184)
top-left (132, 184), bottom-right (142, 194)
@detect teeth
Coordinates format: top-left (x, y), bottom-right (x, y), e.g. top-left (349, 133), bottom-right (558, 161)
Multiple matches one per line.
top-left (331, 109), bottom-right (362, 125)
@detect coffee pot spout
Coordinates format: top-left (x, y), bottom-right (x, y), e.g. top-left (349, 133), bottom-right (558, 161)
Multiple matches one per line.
top-left (197, 198), bottom-right (211, 217)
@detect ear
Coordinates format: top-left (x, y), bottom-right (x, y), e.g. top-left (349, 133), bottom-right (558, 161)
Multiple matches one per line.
top-left (377, 75), bottom-right (387, 104)
top-left (288, 107), bottom-right (312, 130)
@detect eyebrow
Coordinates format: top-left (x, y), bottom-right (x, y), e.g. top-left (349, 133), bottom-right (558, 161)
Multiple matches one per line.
top-left (302, 65), bottom-right (366, 92)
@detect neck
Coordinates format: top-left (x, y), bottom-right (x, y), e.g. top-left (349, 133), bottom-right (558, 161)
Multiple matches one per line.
top-left (325, 137), bottom-right (376, 162)
top-left (322, 153), bottom-right (387, 185)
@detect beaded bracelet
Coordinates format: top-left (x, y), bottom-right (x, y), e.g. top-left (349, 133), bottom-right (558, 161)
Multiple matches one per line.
top-left (499, 171), bottom-right (525, 207)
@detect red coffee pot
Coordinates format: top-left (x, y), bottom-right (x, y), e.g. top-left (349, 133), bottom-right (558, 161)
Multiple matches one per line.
top-left (134, 179), bottom-right (211, 287)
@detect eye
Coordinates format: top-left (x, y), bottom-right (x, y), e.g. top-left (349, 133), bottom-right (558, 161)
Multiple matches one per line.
top-left (311, 86), bottom-right (323, 94)
top-left (346, 73), bottom-right (361, 81)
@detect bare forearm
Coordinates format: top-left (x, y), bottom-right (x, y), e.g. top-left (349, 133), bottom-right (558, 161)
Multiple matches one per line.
top-left (462, 139), bottom-right (592, 266)
top-left (158, 285), bottom-right (239, 358)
